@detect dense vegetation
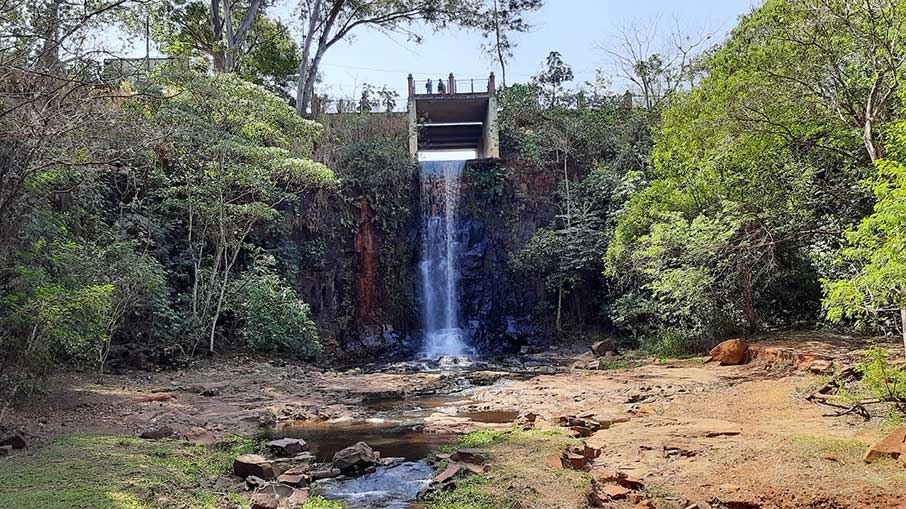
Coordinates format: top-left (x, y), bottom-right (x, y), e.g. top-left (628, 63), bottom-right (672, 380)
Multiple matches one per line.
top-left (2, 0), bottom-right (906, 409)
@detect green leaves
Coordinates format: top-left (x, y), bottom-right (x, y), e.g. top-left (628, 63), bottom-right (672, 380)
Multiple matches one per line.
top-left (823, 119), bottom-right (906, 332)
top-left (227, 257), bottom-right (321, 359)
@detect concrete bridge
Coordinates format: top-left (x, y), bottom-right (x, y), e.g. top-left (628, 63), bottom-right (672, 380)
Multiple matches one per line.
top-left (407, 73), bottom-right (499, 159)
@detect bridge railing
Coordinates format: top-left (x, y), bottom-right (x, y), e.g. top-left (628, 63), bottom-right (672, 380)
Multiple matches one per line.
top-left (408, 73), bottom-right (495, 97)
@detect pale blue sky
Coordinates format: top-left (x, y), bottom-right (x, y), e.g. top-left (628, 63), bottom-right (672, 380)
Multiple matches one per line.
top-left (117, 1), bottom-right (760, 100)
top-left (283, 0), bottom-right (761, 101)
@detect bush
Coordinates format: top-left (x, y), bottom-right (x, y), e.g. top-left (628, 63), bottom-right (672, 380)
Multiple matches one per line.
top-left (639, 328), bottom-right (706, 359)
top-left (228, 258), bottom-right (320, 358)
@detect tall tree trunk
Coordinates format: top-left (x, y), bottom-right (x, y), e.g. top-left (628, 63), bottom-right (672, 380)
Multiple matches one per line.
top-left (295, 0), bottom-right (322, 115)
top-left (900, 305), bottom-right (906, 355)
top-left (863, 75), bottom-right (885, 162)
top-left (563, 155), bottom-right (572, 227)
top-left (37, 0), bottom-right (61, 70)
top-left (300, 45), bottom-right (327, 117)
top-left (493, 0), bottom-right (506, 87)
top-left (210, 0), bottom-right (226, 72)
top-left (556, 282), bottom-right (563, 333)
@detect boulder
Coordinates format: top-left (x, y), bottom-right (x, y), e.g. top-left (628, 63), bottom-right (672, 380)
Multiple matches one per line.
top-left (249, 484), bottom-right (294, 509)
top-left (245, 475), bottom-right (267, 490)
top-left (864, 425), bottom-right (906, 463)
top-left (591, 340), bottom-right (617, 357)
top-left (561, 452), bottom-right (588, 470)
top-left (286, 488), bottom-right (309, 507)
top-left (277, 472), bottom-right (307, 487)
top-left (708, 339), bottom-right (749, 365)
top-left (449, 448), bottom-right (487, 465)
top-left (600, 483), bottom-right (632, 499)
top-left (266, 438), bottom-right (307, 457)
top-left (0, 445), bottom-right (12, 456)
top-left (139, 426), bottom-right (176, 440)
top-left (332, 441), bottom-right (381, 475)
top-left (0, 433), bottom-right (26, 450)
top-left (234, 454), bottom-right (276, 480)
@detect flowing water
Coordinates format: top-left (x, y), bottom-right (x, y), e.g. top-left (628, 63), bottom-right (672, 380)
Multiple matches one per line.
top-left (419, 159), bottom-right (470, 358)
top-left (313, 461), bottom-right (434, 509)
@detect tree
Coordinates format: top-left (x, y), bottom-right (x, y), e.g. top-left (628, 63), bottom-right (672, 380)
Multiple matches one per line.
top-left (292, 0), bottom-right (542, 115)
top-left (604, 0), bottom-right (899, 348)
top-left (474, 0), bottom-right (542, 87)
top-left (532, 51), bottom-right (573, 108)
top-left (601, 18), bottom-right (711, 111)
top-left (146, 0), bottom-right (300, 89)
top-left (720, 0), bottom-right (905, 163)
top-left (144, 72), bottom-right (334, 353)
top-left (824, 114), bottom-right (906, 352)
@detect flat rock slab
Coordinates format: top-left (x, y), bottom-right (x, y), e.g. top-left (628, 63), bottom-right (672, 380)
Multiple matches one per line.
top-left (234, 454), bottom-right (276, 480)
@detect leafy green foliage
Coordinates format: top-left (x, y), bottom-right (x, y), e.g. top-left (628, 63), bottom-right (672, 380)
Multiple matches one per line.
top-left (605, 0), bottom-right (904, 347)
top-left (824, 114), bottom-right (906, 336)
top-left (228, 257), bottom-right (321, 358)
top-left (855, 344), bottom-right (906, 401)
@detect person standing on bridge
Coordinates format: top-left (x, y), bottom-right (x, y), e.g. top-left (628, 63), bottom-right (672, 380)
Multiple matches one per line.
top-left (437, 78), bottom-right (446, 94)
top-left (425, 79), bottom-right (433, 94)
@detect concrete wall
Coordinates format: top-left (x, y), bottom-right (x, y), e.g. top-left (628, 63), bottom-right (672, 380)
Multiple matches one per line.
top-left (408, 97), bottom-right (418, 158)
top-left (481, 95), bottom-right (499, 158)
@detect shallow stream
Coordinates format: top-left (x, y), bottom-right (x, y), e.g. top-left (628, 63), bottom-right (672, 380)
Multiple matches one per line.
top-left (272, 389), bottom-right (517, 508)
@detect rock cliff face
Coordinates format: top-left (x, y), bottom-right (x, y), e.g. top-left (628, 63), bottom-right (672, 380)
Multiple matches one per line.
top-left (454, 160), bottom-right (557, 354)
top-left (286, 158), bottom-right (557, 358)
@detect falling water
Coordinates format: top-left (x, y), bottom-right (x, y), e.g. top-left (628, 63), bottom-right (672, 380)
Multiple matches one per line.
top-left (419, 159), bottom-right (469, 357)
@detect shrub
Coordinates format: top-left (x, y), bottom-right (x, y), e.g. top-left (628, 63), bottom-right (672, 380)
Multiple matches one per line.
top-left (228, 258), bottom-right (320, 359)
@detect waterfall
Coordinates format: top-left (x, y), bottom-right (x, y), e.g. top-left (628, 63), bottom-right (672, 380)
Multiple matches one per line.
top-left (418, 159), bottom-right (470, 357)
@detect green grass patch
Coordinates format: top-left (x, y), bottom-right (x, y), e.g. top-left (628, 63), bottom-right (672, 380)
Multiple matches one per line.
top-left (420, 476), bottom-right (498, 509)
top-left (0, 433), bottom-right (257, 509)
top-left (423, 428), bottom-right (591, 509)
top-left (790, 434), bottom-right (868, 461)
top-left (300, 496), bottom-right (345, 509)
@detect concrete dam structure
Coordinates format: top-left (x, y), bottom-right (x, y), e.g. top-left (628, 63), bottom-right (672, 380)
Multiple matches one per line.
top-left (406, 73), bottom-right (499, 159)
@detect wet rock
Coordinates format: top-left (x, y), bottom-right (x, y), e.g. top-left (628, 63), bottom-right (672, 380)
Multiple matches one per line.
top-left (234, 454), bottom-right (276, 480)
top-left (708, 339), bottom-right (749, 365)
top-left (245, 475), bottom-right (268, 490)
top-left (309, 467), bottom-right (341, 479)
top-left (332, 441), bottom-right (381, 475)
top-left (0, 432), bottom-right (27, 450)
top-left (864, 424), bottom-right (906, 462)
top-left (591, 340), bottom-right (617, 357)
top-left (266, 438), bottom-right (308, 456)
top-left (139, 426), bottom-right (176, 440)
